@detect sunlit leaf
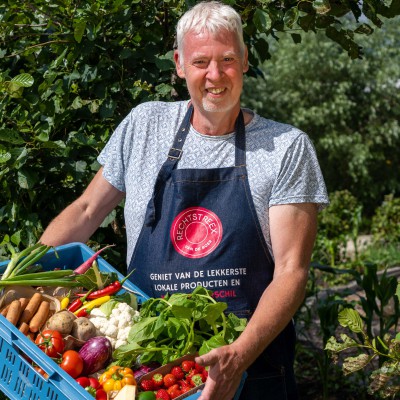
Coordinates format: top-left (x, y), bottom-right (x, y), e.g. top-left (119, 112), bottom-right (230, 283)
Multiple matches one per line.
top-left (253, 8), bottom-right (272, 33)
top-left (11, 73), bottom-right (34, 87)
top-left (338, 308), bottom-right (364, 333)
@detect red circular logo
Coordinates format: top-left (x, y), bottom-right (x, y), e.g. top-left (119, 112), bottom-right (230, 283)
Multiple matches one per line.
top-left (170, 207), bottom-right (223, 258)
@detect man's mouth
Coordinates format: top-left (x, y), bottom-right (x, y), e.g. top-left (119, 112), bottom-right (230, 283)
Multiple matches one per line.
top-left (207, 88), bottom-right (225, 94)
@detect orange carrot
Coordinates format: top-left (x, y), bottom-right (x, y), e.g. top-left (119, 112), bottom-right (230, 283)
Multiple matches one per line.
top-left (19, 322), bottom-right (30, 335)
top-left (19, 297), bottom-right (30, 312)
top-left (1, 304), bottom-right (10, 317)
top-left (19, 293), bottom-right (43, 325)
top-left (29, 301), bottom-right (50, 333)
top-left (6, 300), bottom-right (22, 325)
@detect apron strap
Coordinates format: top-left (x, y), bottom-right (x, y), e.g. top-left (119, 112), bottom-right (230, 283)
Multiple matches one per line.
top-left (144, 105), bottom-right (246, 226)
top-left (234, 109), bottom-right (246, 166)
top-left (144, 105), bottom-right (193, 226)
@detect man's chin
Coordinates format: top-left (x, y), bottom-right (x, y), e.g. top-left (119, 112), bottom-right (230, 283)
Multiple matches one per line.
top-left (202, 100), bottom-right (234, 113)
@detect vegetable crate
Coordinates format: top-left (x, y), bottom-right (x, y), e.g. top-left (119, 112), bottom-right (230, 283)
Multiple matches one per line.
top-left (0, 242), bottom-right (149, 400)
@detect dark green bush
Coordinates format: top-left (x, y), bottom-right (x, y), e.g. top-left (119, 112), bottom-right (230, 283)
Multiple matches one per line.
top-left (371, 194), bottom-right (400, 245)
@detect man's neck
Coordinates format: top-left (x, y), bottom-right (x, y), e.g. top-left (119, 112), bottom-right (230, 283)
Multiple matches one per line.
top-left (191, 107), bottom-right (252, 136)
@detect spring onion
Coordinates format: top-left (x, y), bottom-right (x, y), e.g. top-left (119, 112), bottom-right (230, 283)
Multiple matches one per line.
top-left (1, 243), bottom-right (51, 280)
top-left (0, 243), bottom-right (79, 287)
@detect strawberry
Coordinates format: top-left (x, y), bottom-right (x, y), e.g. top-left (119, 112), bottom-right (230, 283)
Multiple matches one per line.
top-left (140, 379), bottom-right (155, 391)
top-left (178, 379), bottom-right (191, 389)
top-left (156, 389), bottom-right (170, 400)
top-left (189, 373), bottom-right (204, 387)
top-left (181, 360), bottom-right (195, 373)
top-left (163, 373), bottom-right (177, 388)
top-left (152, 373), bottom-right (164, 388)
top-left (194, 362), bottom-right (205, 373)
top-left (167, 384), bottom-right (182, 399)
top-left (202, 369), bottom-right (209, 381)
top-left (170, 366), bottom-right (185, 380)
top-left (179, 379), bottom-right (192, 393)
top-left (181, 385), bottom-right (192, 394)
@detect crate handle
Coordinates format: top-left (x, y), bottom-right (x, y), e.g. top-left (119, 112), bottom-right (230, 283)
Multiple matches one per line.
top-left (0, 316), bottom-right (92, 398)
top-left (0, 317), bottom-right (60, 375)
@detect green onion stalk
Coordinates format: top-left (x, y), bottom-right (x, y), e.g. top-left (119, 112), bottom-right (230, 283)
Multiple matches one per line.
top-left (1, 243), bottom-right (51, 280)
top-left (0, 243), bottom-right (79, 287)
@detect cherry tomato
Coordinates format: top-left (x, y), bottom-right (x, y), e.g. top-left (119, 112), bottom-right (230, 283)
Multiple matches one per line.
top-left (60, 350), bottom-right (84, 378)
top-left (75, 376), bottom-right (90, 388)
top-left (89, 377), bottom-right (101, 390)
top-left (35, 330), bottom-right (65, 358)
top-left (34, 366), bottom-right (49, 379)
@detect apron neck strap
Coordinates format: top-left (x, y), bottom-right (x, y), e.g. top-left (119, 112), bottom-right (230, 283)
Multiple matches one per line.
top-left (168, 104), bottom-right (246, 166)
top-left (234, 109), bottom-right (246, 166)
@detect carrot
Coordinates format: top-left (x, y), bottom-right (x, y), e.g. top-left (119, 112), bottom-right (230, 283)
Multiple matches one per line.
top-left (18, 292), bottom-right (43, 325)
top-left (73, 244), bottom-right (115, 274)
top-left (1, 304), bottom-right (10, 317)
top-left (19, 322), bottom-right (30, 335)
top-left (19, 297), bottom-right (30, 312)
top-left (29, 301), bottom-right (50, 333)
top-left (6, 300), bottom-right (22, 325)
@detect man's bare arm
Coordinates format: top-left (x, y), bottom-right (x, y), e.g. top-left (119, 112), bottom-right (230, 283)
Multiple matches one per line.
top-left (196, 202), bottom-right (318, 400)
top-left (40, 168), bottom-right (125, 246)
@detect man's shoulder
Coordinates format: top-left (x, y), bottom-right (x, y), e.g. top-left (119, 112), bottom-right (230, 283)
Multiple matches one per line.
top-left (129, 100), bottom-right (188, 120)
top-left (247, 112), bottom-right (305, 145)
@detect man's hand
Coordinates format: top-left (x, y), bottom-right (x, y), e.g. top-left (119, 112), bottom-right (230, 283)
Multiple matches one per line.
top-left (195, 344), bottom-right (245, 400)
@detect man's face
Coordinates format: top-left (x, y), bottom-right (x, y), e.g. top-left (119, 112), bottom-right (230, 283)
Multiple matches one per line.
top-left (174, 29), bottom-right (248, 116)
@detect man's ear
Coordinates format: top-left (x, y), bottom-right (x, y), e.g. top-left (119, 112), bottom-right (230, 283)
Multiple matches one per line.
top-left (174, 50), bottom-right (185, 78)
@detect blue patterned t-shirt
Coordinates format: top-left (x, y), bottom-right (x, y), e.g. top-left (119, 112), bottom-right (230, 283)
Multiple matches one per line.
top-left (98, 100), bottom-right (329, 262)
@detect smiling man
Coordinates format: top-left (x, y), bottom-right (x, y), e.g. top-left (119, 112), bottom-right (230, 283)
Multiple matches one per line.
top-left (40, 2), bottom-right (329, 399)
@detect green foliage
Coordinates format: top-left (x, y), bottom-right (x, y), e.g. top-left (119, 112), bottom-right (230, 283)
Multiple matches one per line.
top-left (371, 195), bottom-right (400, 245)
top-left (112, 286), bottom-right (246, 366)
top-left (313, 190), bottom-right (362, 266)
top-left (0, 0), bottom-right (183, 264)
top-left (326, 286), bottom-right (400, 398)
top-left (242, 17), bottom-right (400, 215)
top-left (0, 1), bottom-right (396, 266)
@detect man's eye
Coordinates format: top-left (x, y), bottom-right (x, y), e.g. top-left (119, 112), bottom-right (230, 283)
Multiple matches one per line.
top-left (223, 57), bottom-right (234, 63)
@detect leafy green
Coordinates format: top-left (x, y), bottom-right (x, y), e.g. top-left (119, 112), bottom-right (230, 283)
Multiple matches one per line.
top-left (75, 266), bottom-right (118, 290)
top-left (112, 286), bottom-right (247, 366)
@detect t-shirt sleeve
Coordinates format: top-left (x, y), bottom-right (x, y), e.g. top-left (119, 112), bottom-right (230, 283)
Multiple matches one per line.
top-left (97, 113), bottom-right (133, 193)
top-left (269, 133), bottom-right (329, 210)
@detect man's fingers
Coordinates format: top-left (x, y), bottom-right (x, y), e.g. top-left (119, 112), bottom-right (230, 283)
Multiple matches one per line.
top-left (195, 350), bottom-right (217, 366)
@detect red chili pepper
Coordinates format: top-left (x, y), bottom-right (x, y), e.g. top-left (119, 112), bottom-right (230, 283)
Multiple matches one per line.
top-left (76, 270), bottom-right (135, 300)
top-left (67, 290), bottom-right (93, 313)
top-left (75, 308), bottom-right (89, 317)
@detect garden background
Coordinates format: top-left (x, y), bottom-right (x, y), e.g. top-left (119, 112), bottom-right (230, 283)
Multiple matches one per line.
top-left (1, 0), bottom-right (400, 398)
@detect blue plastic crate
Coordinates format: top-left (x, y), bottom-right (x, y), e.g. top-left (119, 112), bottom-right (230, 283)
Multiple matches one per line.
top-left (0, 242), bottom-right (149, 400)
top-left (0, 242), bottom-right (246, 400)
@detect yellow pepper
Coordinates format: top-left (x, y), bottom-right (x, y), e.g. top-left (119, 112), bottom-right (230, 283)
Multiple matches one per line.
top-left (73, 295), bottom-right (111, 316)
top-left (60, 292), bottom-right (71, 310)
top-left (99, 366), bottom-right (136, 393)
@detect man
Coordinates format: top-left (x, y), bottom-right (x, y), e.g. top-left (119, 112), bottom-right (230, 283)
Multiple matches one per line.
top-left (41, 1), bottom-right (328, 399)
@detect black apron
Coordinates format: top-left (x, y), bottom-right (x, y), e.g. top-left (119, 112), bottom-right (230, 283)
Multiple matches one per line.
top-left (128, 105), bottom-right (298, 399)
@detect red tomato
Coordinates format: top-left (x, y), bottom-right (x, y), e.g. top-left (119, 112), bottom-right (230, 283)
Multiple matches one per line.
top-left (34, 366), bottom-right (49, 379)
top-left (75, 376), bottom-right (90, 388)
top-left (60, 350), bottom-right (84, 378)
top-left (35, 330), bottom-right (65, 358)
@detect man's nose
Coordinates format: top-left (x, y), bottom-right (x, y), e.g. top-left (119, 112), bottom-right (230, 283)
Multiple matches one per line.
top-left (206, 61), bottom-right (223, 80)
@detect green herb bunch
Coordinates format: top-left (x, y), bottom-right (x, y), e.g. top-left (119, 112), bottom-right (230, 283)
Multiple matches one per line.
top-left (113, 286), bottom-right (247, 366)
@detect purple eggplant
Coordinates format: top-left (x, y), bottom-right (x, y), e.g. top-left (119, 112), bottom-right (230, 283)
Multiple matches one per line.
top-left (79, 336), bottom-right (112, 375)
